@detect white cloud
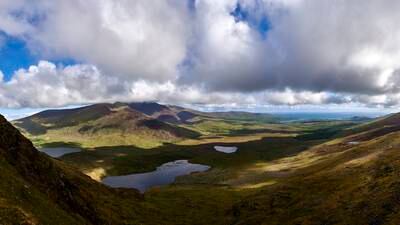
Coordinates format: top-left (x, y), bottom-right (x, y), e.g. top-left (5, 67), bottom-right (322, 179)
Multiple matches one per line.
top-left (2, 60), bottom-right (396, 108)
top-left (0, 60), bottom-right (351, 108)
top-left (1, 0), bottom-right (190, 82)
top-left (1, 0), bottom-right (400, 109)
top-left (179, 0), bottom-right (400, 96)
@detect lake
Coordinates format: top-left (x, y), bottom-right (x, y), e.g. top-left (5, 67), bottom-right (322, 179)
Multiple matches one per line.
top-left (39, 147), bottom-right (81, 158)
top-left (102, 160), bottom-right (210, 192)
top-left (214, 146), bottom-right (238, 153)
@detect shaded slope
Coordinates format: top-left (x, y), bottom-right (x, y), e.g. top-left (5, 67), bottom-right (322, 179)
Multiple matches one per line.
top-left (0, 115), bottom-right (145, 224)
top-left (15, 104), bottom-right (114, 135)
top-left (13, 103), bottom-right (200, 147)
top-left (233, 123), bottom-right (400, 225)
top-left (128, 102), bottom-right (170, 116)
top-left (326, 112), bottom-right (400, 147)
top-left (342, 113), bottom-right (400, 137)
top-left (128, 102), bottom-right (199, 124)
top-left (77, 107), bottom-right (199, 139)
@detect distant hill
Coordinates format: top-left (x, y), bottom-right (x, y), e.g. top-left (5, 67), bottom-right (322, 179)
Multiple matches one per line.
top-left (128, 102), bottom-right (199, 124)
top-left (340, 112), bottom-right (400, 142)
top-left (206, 111), bottom-right (277, 122)
top-left (13, 103), bottom-right (200, 148)
top-left (15, 103), bottom-right (115, 135)
top-left (128, 102), bottom-right (277, 123)
top-left (13, 102), bottom-right (278, 148)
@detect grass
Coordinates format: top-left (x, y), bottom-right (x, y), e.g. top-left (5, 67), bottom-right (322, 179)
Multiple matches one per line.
top-left (182, 118), bottom-right (296, 135)
top-left (24, 116), bottom-right (298, 149)
top-left (231, 135), bottom-right (400, 224)
top-left (29, 127), bottom-right (174, 149)
top-left (12, 113), bottom-right (399, 224)
top-left (61, 127), bottom-right (319, 186)
top-left (49, 119), bottom-right (354, 186)
top-left (0, 157), bottom-right (85, 225)
top-left (56, 117), bottom-right (400, 224)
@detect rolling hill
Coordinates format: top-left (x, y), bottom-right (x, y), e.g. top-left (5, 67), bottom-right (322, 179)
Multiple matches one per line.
top-left (340, 112), bottom-right (400, 142)
top-left (128, 102), bottom-right (200, 124)
top-left (206, 111), bottom-right (277, 122)
top-left (13, 102), bottom-right (278, 148)
top-left (13, 103), bottom-right (200, 148)
top-left (232, 113), bottom-right (400, 224)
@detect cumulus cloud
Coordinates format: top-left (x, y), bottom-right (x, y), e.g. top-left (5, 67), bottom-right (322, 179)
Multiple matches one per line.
top-left (37, 0), bottom-right (191, 82)
top-left (0, 61), bottom-right (244, 107)
top-left (0, 60), bottom-right (355, 108)
top-left (0, 0), bottom-right (190, 82)
top-left (0, 61), bottom-right (120, 107)
top-left (179, 0), bottom-right (271, 91)
top-left (181, 0), bottom-right (400, 96)
top-left (1, 0), bottom-right (400, 108)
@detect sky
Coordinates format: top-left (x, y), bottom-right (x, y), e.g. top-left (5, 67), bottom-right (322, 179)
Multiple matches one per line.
top-left (0, 0), bottom-right (399, 118)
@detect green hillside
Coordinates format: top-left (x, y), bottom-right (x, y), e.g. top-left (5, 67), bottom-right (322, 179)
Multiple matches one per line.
top-left (13, 103), bottom-right (200, 148)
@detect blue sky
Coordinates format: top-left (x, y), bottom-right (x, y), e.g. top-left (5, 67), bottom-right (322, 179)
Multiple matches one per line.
top-left (0, 0), bottom-right (400, 119)
top-left (0, 34), bottom-right (36, 81)
top-left (0, 105), bottom-right (85, 120)
top-left (0, 33), bottom-right (78, 81)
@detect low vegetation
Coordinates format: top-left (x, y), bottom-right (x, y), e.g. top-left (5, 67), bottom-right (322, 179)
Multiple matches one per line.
top-left (4, 102), bottom-right (400, 224)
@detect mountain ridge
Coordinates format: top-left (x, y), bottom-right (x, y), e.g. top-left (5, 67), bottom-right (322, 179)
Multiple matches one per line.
top-left (13, 102), bottom-right (202, 148)
top-left (12, 102), bottom-right (276, 148)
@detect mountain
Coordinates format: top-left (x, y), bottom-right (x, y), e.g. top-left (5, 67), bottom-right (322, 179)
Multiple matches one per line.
top-left (15, 103), bottom-right (115, 135)
top-left (0, 114), bottom-right (144, 224)
top-left (13, 103), bottom-right (200, 148)
top-left (340, 112), bottom-right (400, 142)
top-left (128, 102), bottom-right (277, 124)
top-left (13, 102), bottom-right (278, 148)
top-left (128, 102), bottom-right (200, 124)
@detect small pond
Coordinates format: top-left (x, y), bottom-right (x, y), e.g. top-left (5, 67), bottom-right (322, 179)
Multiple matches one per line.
top-left (102, 160), bottom-right (210, 193)
top-left (39, 147), bottom-right (81, 158)
top-left (214, 146), bottom-right (238, 154)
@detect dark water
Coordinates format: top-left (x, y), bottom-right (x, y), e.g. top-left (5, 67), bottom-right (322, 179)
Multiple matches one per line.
top-left (214, 146), bottom-right (238, 153)
top-left (39, 147), bottom-right (81, 158)
top-left (102, 160), bottom-right (210, 192)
